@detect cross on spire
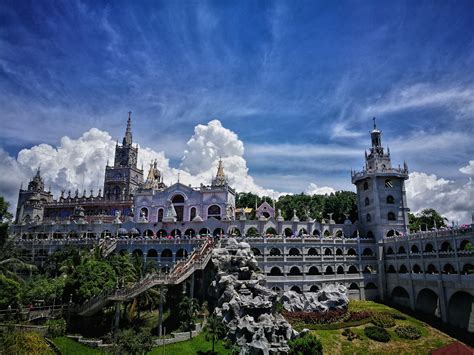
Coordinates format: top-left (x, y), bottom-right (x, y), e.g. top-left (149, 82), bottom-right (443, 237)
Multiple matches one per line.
top-left (373, 117), bottom-right (377, 130)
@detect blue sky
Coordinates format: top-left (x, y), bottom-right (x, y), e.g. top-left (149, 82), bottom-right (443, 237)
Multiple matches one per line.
top-left (0, 0), bottom-right (473, 221)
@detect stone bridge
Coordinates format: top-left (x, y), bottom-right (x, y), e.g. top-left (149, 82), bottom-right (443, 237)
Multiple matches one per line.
top-left (382, 228), bottom-right (474, 332)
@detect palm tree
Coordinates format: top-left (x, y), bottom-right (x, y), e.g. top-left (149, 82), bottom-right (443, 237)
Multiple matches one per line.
top-left (0, 257), bottom-right (37, 281)
top-left (178, 296), bottom-right (200, 332)
top-left (207, 314), bottom-right (225, 354)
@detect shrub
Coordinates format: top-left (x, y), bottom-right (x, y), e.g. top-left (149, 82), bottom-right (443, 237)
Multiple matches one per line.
top-left (2, 331), bottom-right (53, 354)
top-left (46, 318), bottom-right (67, 338)
top-left (348, 311), bottom-right (372, 321)
top-left (364, 326), bottom-right (391, 342)
top-left (395, 326), bottom-right (422, 340)
top-left (282, 309), bottom-right (348, 325)
top-left (342, 328), bottom-right (360, 341)
top-left (113, 329), bottom-right (154, 355)
top-left (288, 332), bottom-right (323, 355)
top-left (371, 313), bottom-right (395, 328)
top-left (383, 311), bottom-right (406, 320)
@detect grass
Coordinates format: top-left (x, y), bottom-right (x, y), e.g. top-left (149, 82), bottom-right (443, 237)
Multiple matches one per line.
top-left (52, 337), bottom-right (104, 354)
top-left (308, 301), bottom-right (455, 355)
top-left (149, 331), bottom-right (231, 354)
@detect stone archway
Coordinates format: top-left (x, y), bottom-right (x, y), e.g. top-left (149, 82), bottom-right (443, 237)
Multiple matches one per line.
top-left (416, 288), bottom-right (439, 317)
top-left (391, 286), bottom-right (410, 307)
top-left (448, 291), bottom-right (473, 330)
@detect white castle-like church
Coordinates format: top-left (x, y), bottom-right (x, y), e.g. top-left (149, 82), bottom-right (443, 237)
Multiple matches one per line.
top-left (9, 115), bottom-right (474, 332)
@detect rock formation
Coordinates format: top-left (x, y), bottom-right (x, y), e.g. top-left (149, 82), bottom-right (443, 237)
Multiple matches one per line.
top-left (210, 238), bottom-right (297, 354)
top-left (281, 284), bottom-right (349, 313)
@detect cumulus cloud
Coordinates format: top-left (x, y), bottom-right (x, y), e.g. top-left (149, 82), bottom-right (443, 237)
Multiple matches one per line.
top-left (459, 160), bottom-right (474, 175)
top-left (305, 183), bottom-right (336, 195)
top-left (0, 120), bottom-right (281, 212)
top-left (406, 171), bottom-right (473, 224)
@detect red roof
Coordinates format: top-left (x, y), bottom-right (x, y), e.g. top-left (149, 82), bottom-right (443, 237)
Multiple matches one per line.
top-left (431, 341), bottom-right (474, 355)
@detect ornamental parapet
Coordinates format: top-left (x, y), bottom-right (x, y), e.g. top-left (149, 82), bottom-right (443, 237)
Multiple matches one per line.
top-left (351, 167), bottom-right (408, 183)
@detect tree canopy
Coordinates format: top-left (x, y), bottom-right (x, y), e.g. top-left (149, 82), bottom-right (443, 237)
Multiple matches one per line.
top-left (409, 208), bottom-right (448, 231)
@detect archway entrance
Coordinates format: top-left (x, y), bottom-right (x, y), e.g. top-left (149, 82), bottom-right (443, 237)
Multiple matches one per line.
top-left (416, 288), bottom-right (439, 317)
top-left (448, 291), bottom-right (473, 329)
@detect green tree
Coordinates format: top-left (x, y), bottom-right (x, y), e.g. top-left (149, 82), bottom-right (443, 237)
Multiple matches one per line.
top-left (178, 296), bottom-right (200, 331)
top-left (0, 255), bottom-right (37, 281)
top-left (64, 258), bottom-right (116, 303)
top-left (0, 274), bottom-right (21, 309)
top-left (21, 275), bottom-right (65, 305)
top-left (206, 314), bottom-right (226, 354)
top-left (0, 196), bottom-right (13, 247)
top-left (409, 209), bottom-right (448, 231)
top-left (322, 191), bottom-right (358, 223)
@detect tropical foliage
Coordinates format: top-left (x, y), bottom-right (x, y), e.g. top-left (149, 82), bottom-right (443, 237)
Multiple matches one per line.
top-left (288, 332), bottom-right (323, 355)
top-left (1, 331), bottom-right (53, 354)
top-left (409, 208), bottom-right (448, 231)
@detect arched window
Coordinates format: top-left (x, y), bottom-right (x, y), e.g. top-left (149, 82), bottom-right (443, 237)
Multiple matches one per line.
top-left (413, 264), bottom-right (422, 273)
top-left (289, 266), bottom-right (302, 275)
top-left (336, 248), bottom-right (343, 256)
top-left (269, 248), bottom-right (281, 256)
top-left (207, 205), bottom-right (221, 220)
top-left (171, 194), bottom-right (185, 204)
top-left (157, 208), bottom-right (164, 222)
top-left (387, 212), bottom-right (396, 221)
top-left (337, 265), bottom-right (344, 274)
top-left (269, 267), bottom-right (283, 276)
top-left (365, 197), bottom-right (370, 206)
top-left (363, 181), bottom-right (369, 190)
top-left (324, 248), bottom-right (332, 256)
top-left (362, 248), bottom-right (373, 256)
top-left (140, 207), bottom-right (149, 219)
top-left (386, 195), bottom-right (395, 204)
top-left (347, 248), bottom-right (357, 256)
top-left (348, 265), bottom-right (358, 274)
top-left (190, 207), bottom-right (197, 221)
top-left (411, 245), bottom-right (420, 253)
top-left (325, 266), bottom-right (334, 275)
top-left (387, 265), bottom-right (396, 273)
top-left (386, 247), bottom-right (394, 255)
top-left (399, 265), bottom-right (408, 273)
top-left (398, 246), bottom-right (406, 254)
top-left (288, 248), bottom-right (300, 256)
top-left (424, 243), bottom-right (434, 253)
top-left (308, 266), bottom-right (320, 275)
top-left (366, 213), bottom-right (371, 222)
top-left (307, 248), bottom-right (318, 256)
top-left (427, 264), bottom-right (438, 274)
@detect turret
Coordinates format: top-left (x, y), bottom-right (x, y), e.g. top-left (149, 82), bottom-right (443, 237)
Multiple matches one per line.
top-left (212, 158), bottom-right (227, 186)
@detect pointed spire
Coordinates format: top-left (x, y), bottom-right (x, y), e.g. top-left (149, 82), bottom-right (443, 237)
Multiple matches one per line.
top-left (373, 116), bottom-right (377, 130)
top-left (212, 157), bottom-right (227, 186)
top-left (122, 111), bottom-right (133, 146)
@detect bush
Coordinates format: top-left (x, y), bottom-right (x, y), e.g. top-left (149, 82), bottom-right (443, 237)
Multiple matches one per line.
top-left (2, 331), bottom-right (53, 354)
top-left (113, 329), bottom-right (154, 355)
top-left (283, 309), bottom-right (348, 325)
top-left (342, 328), bottom-right (360, 341)
top-left (46, 318), bottom-right (67, 338)
top-left (371, 313), bottom-right (395, 328)
top-left (383, 312), bottom-right (406, 320)
top-left (395, 326), bottom-right (422, 340)
top-left (365, 326), bottom-right (391, 342)
top-left (288, 332), bottom-right (323, 355)
top-left (348, 311), bottom-right (372, 321)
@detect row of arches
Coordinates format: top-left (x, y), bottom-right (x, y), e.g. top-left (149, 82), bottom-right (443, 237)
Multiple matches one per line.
top-left (139, 203), bottom-right (222, 222)
top-left (391, 286), bottom-right (473, 330)
top-left (120, 248), bottom-right (189, 259)
top-left (273, 282), bottom-right (375, 294)
top-left (261, 247), bottom-right (374, 257)
top-left (386, 263), bottom-right (473, 275)
top-left (386, 239), bottom-right (472, 255)
top-left (268, 264), bottom-right (374, 276)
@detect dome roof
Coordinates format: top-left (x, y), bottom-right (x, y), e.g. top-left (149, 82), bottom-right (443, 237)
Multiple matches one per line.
top-left (117, 228), bottom-right (128, 236)
top-left (129, 228), bottom-right (140, 235)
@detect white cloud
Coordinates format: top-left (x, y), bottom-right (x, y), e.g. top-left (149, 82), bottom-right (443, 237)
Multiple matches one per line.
top-left (406, 171), bottom-right (473, 224)
top-left (330, 122), bottom-right (364, 139)
top-left (364, 83), bottom-right (474, 118)
top-left (460, 160), bottom-right (474, 175)
top-left (0, 120), bottom-right (282, 213)
top-left (305, 183), bottom-right (336, 196)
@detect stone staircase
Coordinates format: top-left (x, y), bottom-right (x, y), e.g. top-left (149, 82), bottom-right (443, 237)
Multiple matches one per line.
top-left (74, 239), bottom-right (216, 316)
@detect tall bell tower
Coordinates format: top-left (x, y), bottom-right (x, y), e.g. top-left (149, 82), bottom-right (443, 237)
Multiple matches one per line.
top-left (103, 112), bottom-right (143, 200)
top-left (351, 118), bottom-right (410, 240)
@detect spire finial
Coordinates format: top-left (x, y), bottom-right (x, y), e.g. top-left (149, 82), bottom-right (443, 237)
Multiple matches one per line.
top-left (373, 117), bottom-right (376, 130)
top-left (123, 111), bottom-right (133, 146)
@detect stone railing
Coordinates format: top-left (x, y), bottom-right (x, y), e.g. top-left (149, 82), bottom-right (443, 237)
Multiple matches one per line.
top-left (75, 239), bottom-right (215, 316)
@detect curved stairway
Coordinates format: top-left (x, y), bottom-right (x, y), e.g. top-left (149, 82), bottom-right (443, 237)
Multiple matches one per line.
top-left (74, 239), bottom-right (216, 316)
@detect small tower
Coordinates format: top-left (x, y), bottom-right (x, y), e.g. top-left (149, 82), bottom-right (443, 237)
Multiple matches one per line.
top-left (351, 118), bottom-right (410, 240)
top-left (15, 167), bottom-right (53, 223)
top-left (212, 158), bottom-right (227, 186)
top-left (103, 112), bottom-right (144, 200)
